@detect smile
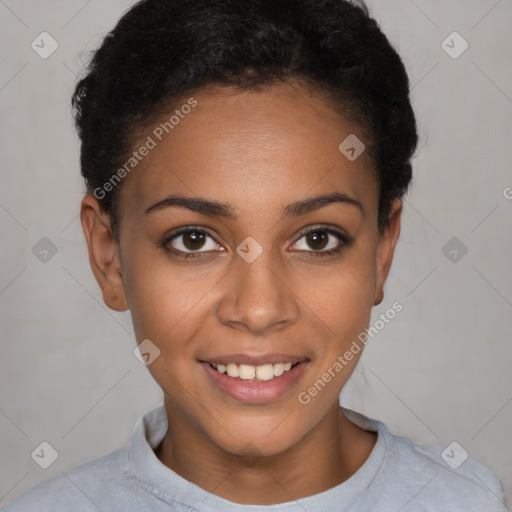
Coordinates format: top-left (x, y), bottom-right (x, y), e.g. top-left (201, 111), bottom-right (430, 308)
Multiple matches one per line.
top-left (200, 356), bottom-right (309, 403)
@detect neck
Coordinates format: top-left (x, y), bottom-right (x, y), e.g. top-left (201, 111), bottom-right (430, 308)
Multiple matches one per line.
top-left (154, 399), bottom-right (377, 505)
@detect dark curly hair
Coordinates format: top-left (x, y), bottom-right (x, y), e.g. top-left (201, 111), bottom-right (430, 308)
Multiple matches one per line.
top-left (72, 0), bottom-right (418, 241)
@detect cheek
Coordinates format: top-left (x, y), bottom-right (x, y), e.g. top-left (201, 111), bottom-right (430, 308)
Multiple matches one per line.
top-left (295, 262), bottom-right (376, 413)
top-left (294, 248), bottom-right (377, 340)
top-left (125, 243), bottom-right (229, 364)
top-left (129, 275), bottom-right (208, 345)
top-left (122, 241), bottom-right (219, 340)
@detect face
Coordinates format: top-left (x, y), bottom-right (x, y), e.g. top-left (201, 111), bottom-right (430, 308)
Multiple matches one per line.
top-left (81, 80), bottom-right (401, 457)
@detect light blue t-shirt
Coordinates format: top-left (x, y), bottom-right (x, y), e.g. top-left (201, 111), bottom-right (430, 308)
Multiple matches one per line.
top-left (2, 404), bottom-right (509, 511)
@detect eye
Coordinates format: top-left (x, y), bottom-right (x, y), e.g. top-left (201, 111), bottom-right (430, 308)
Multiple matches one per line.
top-left (162, 226), bottom-right (224, 258)
top-left (290, 226), bottom-right (351, 257)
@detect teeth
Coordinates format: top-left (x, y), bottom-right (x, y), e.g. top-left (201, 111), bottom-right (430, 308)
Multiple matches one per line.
top-left (226, 363), bottom-right (239, 378)
top-left (238, 364), bottom-right (256, 380)
top-left (256, 364), bottom-right (274, 381)
top-left (273, 363), bottom-right (285, 377)
top-left (211, 361), bottom-right (299, 380)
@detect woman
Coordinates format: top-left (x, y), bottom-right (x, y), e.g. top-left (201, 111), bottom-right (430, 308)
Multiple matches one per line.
top-left (3, 0), bottom-right (508, 510)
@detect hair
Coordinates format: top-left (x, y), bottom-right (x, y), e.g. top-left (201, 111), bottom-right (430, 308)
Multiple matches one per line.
top-left (72, 0), bottom-right (418, 241)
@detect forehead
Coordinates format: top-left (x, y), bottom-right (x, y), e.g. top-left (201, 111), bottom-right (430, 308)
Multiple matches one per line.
top-left (120, 81), bottom-right (378, 218)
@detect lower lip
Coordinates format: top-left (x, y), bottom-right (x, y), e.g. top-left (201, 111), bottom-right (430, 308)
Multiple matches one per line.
top-left (200, 361), bottom-right (308, 404)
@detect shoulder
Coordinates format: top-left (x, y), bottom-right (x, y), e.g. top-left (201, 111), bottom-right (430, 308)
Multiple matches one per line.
top-left (343, 408), bottom-right (509, 511)
top-left (383, 429), bottom-right (509, 510)
top-left (1, 445), bottom-right (138, 511)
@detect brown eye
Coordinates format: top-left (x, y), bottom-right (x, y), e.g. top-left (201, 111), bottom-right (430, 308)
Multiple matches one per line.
top-left (182, 231), bottom-right (207, 250)
top-left (304, 230), bottom-right (329, 251)
top-left (290, 226), bottom-right (351, 257)
top-left (164, 227), bottom-right (224, 256)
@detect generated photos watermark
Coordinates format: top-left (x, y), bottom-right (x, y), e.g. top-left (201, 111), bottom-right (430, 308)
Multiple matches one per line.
top-left (93, 97), bottom-right (198, 200)
top-left (298, 301), bottom-right (403, 405)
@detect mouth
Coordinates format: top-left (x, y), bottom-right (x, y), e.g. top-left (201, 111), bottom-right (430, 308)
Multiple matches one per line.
top-left (199, 355), bottom-right (309, 403)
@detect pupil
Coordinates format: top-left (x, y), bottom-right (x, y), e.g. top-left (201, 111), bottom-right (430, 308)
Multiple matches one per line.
top-left (183, 231), bottom-right (206, 250)
top-left (306, 231), bottom-right (327, 250)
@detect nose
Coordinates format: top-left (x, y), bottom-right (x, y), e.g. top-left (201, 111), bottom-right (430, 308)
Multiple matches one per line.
top-left (215, 250), bottom-right (300, 335)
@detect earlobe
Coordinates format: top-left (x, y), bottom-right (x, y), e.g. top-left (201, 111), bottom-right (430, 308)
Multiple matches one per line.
top-left (373, 199), bottom-right (402, 306)
top-left (373, 289), bottom-right (384, 306)
top-left (80, 195), bottom-right (128, 312)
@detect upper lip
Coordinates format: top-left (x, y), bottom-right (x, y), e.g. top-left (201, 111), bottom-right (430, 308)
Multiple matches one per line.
top-left (200, 353), bottom-right (309, 366)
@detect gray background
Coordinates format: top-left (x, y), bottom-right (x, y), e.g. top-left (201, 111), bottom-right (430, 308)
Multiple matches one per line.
top-left (1, 0), bottom-right (511, 507)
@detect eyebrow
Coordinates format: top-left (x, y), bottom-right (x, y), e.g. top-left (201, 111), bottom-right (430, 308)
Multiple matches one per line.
top-left (145, 192), bottom-right (364, 219)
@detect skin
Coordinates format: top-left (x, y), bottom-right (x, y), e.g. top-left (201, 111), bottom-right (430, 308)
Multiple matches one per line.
top-left (80, 80), bottom-right (402, 505)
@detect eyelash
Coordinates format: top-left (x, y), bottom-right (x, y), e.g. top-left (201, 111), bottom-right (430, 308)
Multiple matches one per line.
top-left (161, 225), bottom-right (352, 260)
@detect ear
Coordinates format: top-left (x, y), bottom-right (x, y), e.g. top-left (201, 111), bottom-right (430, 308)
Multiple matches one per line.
top-left (80, 194), bottom-right (128, 312)
top-left (373, 199), bottom-right (402, 306)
